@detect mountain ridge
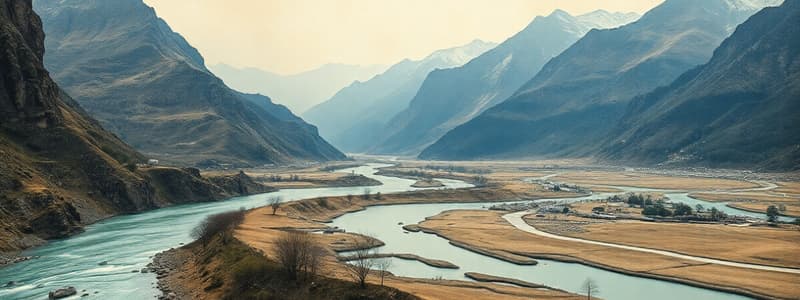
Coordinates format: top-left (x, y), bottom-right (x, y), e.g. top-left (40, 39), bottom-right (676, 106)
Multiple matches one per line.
top-left (35, 0), bottom-right (346, 167)
top-left (368, 9), bottom-right (640, 155)
top-left (211, 62), bottom-right (388, 114)
top-left (420, 0), bottom-right (780, 160)
top-left (598, 0), bottom-right (799, 170)
top-left (302, 39), bottom-right (496, 152)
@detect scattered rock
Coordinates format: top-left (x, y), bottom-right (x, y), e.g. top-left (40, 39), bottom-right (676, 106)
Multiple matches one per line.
top-left (0, 255), bottom-right (38, 266)
top-left (48, 286), bottom-right (77, 299)
top-left (98, 261), bottom-right (108, 266)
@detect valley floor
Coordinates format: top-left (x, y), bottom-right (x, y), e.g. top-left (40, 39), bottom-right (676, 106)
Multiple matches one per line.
top-left (156, 159), bottom-right (800, 299)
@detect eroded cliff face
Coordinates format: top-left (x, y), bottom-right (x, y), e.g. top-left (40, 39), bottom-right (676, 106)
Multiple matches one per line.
top-left (0, 0), bottom-right (270, 252)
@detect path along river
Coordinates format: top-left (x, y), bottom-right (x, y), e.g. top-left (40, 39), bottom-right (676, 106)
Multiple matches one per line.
top-left (0, 164), bottom-right (779, 299)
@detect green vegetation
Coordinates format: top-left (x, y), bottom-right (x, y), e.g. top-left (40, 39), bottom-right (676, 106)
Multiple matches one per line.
top-left (767, 205), bottom-right (780, 224)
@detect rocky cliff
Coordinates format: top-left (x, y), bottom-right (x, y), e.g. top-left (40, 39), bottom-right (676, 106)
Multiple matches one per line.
top-left (0, 0), bottom-right (271, 252)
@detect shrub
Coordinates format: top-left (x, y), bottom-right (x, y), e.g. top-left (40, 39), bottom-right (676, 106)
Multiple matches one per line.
top-left (273, 231), bottom-right (325, 281)
top-left (192, 209), bottom-right (246, 246)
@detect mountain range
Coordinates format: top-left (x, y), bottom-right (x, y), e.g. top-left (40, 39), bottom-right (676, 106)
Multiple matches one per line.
top-left (211, 63), bottom-right (388, 114)
top-left (303, 39), bottom-right (497, 152)
top-left (367, 9), bottom-right (640, 155)
top-left (421, 0), bottom-right (782, 162)
top-left (598, 0), bottom-right (799, 170)
top-left (34, 0), bottom-right (345, 167)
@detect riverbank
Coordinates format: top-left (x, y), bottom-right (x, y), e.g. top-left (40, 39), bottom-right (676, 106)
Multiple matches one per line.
top-left (688, 192), bottom-right (800, 218)
top-left (278, 184), bottom-right (578, 223)
top-left (411, 179), bottom-right (445, 188)
top-left (415, 209), bottom-right (800, 300)
top-left (204, 163), bottom-right (382, 190)
top-left (151, 235), bottom-right (419, 300)
top-left (233, 203), bottom-right (586, 299)
top-left (0, 168), bottom-right (275, 261)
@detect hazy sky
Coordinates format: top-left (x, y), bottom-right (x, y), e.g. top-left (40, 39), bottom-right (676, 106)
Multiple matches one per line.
top-left (144, 0), bottom-right (663, 75)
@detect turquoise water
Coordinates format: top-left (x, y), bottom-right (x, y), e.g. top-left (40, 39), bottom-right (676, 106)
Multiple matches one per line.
top-left (331, 196), bottom-right (751, 300)
top-left (0, 164), bottom-right (753, 299)
top-left (0, 164), bottom-right (468, 300)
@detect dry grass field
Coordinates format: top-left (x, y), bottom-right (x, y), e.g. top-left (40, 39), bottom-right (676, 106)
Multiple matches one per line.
top-left (776, 182), bottom-right (800, 194)
top-left (417, 210), bottom-right (800, 300)
top-left (543, 219), bottom-right (800, 268)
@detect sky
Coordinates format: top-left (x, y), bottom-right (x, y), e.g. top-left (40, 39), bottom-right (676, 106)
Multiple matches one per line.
top-left (143, 0), bottom-right (663, 75)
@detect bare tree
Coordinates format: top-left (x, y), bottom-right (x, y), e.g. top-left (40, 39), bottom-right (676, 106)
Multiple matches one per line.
top-left (345, 244), bottom-right (375, 288)
top-left (191, 209), bottom-right (246, 246)
top-left (273, 231), bottom-right (325, 281)
top-left (362, 188), bottom-right (372, 200)
top-left (269, 196), bottom-right (283, 215)
top-left (375, 257), bottom-right (392, 286)
top-left (580, 278), bottom-right (600, 300)
top-left (346, 194), bottom-right (353, 204)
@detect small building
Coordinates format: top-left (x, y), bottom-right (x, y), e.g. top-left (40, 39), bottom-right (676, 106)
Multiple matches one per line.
top-left (147, 159), bottom-right (159, 166)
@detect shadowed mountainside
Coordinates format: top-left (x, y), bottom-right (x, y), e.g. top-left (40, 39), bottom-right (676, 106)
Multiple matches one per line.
top-left (0, 0), bottom-right (272, 252)
top-left (421, 0), bottom-right (780, 161)
top-left (599, 0), bottom-right (799, 170)
top-left (34, 0), bottom-right (345, 167)
top-left (370, 10), bottom-right (639, 155)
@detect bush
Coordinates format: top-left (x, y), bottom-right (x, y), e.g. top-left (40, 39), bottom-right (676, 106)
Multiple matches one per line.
top-left (273, 231), bottom-right (325, 281)
top-left (673, 203), bottom-right (694, 216)
top-left (192, 209), bottom-right (246, 246)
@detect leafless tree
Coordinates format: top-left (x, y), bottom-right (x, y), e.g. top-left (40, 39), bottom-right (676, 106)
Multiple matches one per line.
top-left (191, 209), bottom-right (246, 246)
top-left (273, 231), bottom-right (325, 281)
top-left (345, 244), bottom-right (375, 288)
top-left (375, 257), bottom-right (392, 286)
top-left (362, 188), bottom-right (372, 200)
top-left (269, 196), bottom-right (283, 215)
top-left (580, 278), bottom-right (600, 300)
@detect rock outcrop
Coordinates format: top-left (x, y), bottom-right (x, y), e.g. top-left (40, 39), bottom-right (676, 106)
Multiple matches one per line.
top-left (0, 0), bottom-right (272, 253)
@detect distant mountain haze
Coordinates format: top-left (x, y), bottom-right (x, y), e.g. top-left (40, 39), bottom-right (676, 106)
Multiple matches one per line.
top-left (210, 63), bottom-right (388, 114)
top-left (599, 0), bottom-right (799, 170)
top-left (34, 0), bottom-right (345, 167)
top-left (421, 0), bottom-right (782, 161)
top-left (303, 39), bottom-right (497, 153)
top-left (368, 9), bottom-right (640, 155)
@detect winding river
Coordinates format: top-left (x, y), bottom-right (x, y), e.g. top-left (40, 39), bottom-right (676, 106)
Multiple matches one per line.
top-left (0, 164), bottom-right (771, 299)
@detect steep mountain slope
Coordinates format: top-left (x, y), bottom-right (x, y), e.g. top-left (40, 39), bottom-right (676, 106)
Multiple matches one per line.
top-left (34, 0), bottom-right (345, 167)
top-left (422, 0), bottom-right (781, 160)
top-left (211, 63), bottom-right (387, 113)
top-left (303, 40), bottom-right (496, 152)
top-left (371, 10), bottom-right (640, 155)
top-left (0, 0), bottom-right (270, 252)
top-left (599, 0), bottom-right (799, 170)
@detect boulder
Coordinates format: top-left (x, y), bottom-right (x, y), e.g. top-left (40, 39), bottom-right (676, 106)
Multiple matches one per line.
top-left (49, 286), bottom-right (77, 299)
